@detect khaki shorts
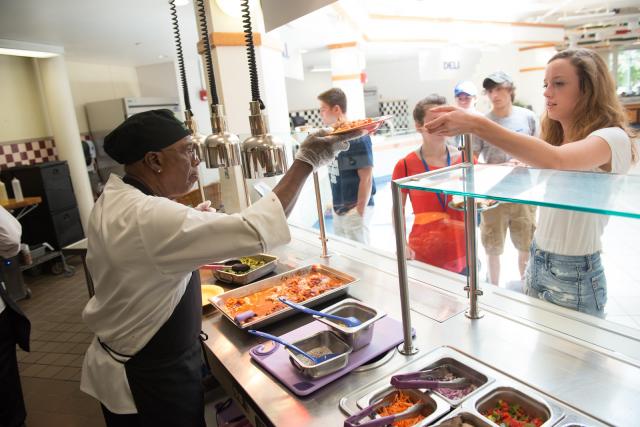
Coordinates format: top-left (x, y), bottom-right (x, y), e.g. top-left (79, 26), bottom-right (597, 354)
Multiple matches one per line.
top-left (480, 203), bottom-right (536, 255)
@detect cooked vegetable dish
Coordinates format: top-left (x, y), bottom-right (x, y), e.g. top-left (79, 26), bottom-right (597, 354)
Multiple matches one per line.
top-left (223, 269), bottom-right (345, 323)
top-left (332, 118), bottom-right (374, 133)
top-left (222, 256), bottom-right (266, 274)
top-left (482, 399), bottom-right (544, 427)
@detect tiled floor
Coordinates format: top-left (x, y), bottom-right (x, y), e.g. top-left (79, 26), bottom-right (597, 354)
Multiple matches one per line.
top-left (16, 259), bottom-right (105, 426)
top-left (15, 258), bottom-right (224, 427)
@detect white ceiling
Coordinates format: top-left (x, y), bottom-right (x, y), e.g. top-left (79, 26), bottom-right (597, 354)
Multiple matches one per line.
top-left (275, 0), bottom-right (640, 69)
top-left (0, 0), bottom-right (638, 69)
top-left (0, 0), bottom-right (198, 66)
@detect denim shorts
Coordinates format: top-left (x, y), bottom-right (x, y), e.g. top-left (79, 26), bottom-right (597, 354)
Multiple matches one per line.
top-left (524, 241), bottom-right (607, 318)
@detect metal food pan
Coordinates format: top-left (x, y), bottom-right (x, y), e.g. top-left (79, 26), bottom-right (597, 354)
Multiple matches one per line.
top-left (357, 386), bottom-right (450, 426)
top-left (287, 330), bottom-right (352, 378)
top-left (314, 298), bottom-right (386, 351)
top-left (432, 407), bottom-right (493, 427)
top-left (554, 412), bottom-right (609, 427)
top-left (213, 253), bottom-right (278, 285)
top-left (339, 346), bottom-right (495, 417)
top-left (211, 264), bottom-right (357, 329)
top-left (418, 357), bottom-right (490, 406)
top-left (471, 385), bottom-right (563, 427)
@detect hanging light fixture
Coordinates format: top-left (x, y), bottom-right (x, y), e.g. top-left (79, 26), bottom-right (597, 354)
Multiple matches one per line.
top-left (239, 0), bottom-right (288, 184)
top-left (169, 0), bottom-right (207, 203)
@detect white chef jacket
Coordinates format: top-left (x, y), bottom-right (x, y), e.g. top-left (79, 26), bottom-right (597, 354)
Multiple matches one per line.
top-left (80, 175), bottom-right (291, 413)
top-left (0, 206), bottom-right (22, 314)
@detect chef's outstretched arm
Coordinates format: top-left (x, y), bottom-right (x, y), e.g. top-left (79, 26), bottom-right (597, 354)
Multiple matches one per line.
top-left (273, 129), bottom-right (364, 216)
top-left (139, 129), bottom-right (365, 274)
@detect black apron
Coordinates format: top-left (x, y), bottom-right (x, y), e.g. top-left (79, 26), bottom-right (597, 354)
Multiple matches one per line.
top-left (100, 176), bottom-right (206, 427)
top-left (0, 278), bottom-right (30, 427)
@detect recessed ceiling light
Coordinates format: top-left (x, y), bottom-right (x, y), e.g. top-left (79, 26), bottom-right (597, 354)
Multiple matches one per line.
top-left (0, 48), bottom-right (58, 58)
top-left (0, 39), bottom-right (64, 58)
top-left (158, 54), bottom-right (167, 59)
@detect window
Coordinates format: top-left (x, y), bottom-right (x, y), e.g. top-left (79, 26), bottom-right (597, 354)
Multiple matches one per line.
top-left (616, 48), bottom-right (640, 97)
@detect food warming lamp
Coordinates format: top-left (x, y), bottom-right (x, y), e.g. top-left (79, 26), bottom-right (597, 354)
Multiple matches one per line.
top-left (239, 0), bottom-right (288, 198)
top-left (193, 0), bottom-right (250, 213)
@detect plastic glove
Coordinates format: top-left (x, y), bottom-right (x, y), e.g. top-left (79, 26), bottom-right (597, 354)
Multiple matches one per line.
top-left (295, 128), bottom-right (365, 171)
top-left (195, 200), bottom-right (216, 212)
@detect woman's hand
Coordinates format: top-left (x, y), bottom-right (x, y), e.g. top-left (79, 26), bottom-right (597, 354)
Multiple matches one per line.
top-left (424, 106), bottom-right (479, 136)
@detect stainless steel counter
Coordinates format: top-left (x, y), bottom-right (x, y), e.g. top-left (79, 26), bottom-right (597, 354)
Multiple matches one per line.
top-left (202, 227), bottom-right (640, 426)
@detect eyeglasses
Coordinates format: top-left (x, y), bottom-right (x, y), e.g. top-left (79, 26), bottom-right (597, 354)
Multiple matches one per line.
top-left (162, 145), bottom-right (199, 161)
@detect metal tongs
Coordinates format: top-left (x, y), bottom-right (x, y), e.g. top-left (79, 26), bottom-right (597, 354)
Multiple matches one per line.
top-left (390, 367), bottom-right (469, 390)
top-left (343, 393), bottom-right (427, 427)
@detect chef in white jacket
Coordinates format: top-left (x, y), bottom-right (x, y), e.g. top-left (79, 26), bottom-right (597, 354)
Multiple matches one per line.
top-left (80, 109), bottom-right (361, 426)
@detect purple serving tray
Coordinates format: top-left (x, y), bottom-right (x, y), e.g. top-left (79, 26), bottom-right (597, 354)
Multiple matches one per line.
top-left (249, 316), bottom-right (404, 396)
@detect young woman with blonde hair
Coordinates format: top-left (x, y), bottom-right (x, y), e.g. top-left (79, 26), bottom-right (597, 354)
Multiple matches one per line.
top-left (425, 48), bottom-right (637, 317)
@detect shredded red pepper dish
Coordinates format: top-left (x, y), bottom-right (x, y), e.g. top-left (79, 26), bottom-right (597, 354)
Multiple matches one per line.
top-left (482, 399), bottom-right (544, 427)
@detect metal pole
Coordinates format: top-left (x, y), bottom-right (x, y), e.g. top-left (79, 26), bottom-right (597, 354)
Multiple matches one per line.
top-left (461, 134), bottom-right (483, 319)
top-left (391, 180), bottom-right (418, 355)
top-left (313, 172), bottom-right (329, 258)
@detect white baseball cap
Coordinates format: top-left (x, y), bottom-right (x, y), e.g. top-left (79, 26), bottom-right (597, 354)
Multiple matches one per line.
top-left (454, 81), bottom-right (478, 97)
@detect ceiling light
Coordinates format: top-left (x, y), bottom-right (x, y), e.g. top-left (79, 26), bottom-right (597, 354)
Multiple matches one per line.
top-left (175, 0), bottom-right (190, 5)
top-left (0, 48), bottom-right (58, 58)
top-left (0, 39), bottom-right (63, 58)
top-left (309, 66), bottom-right (331, 73)
top-left (558, 11), bottom-right (616, 22)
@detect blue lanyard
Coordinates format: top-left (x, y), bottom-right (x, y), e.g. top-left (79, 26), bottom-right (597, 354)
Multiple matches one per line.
top-left (418, 147), bottom-right (450, 212)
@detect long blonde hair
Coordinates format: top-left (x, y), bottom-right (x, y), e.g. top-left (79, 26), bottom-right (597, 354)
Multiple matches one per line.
top-left (540, 48), bottom-right (637, 162)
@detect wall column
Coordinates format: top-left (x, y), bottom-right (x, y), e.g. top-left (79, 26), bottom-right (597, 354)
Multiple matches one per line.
top-left (197, 1), bottom-right (290, 136)
top-left (328, 42), bottom-right (365, 120)
top-left (37, 56), bottom-right (94, 231)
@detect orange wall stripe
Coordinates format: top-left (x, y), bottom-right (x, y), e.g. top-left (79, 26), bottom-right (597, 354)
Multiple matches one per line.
top-left (520, 66), bottom-right (546, 73)
top-left (519, 42), bottom-right (558, 51)
top-left (327, 41), bottom-right (358, 50)
top-left (368, 14), bottom-right (564, 29)
top-left (331, 74), bottom-right (361, 81)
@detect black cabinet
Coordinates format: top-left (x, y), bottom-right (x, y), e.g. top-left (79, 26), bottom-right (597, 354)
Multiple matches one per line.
top-left (2, 161), bottom-right (84, 249)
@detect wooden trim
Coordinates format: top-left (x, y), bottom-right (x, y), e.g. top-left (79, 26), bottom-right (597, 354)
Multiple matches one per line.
top-left (197, 32), bottom-right (262, 53)
top-left (519, 42), bottom-right (558, 51)
top-left (514, 40), bottom-right (563, 45)
top-left (212, 32), bottom-right (262, 47)
top-left (331, 73), bottom-right (361, 81)
top-left (327, 41), bottom-right (358, 50)
top-left (520, 66), bottom-right (546, 72)
top-left (365, 36), bottom-right (449, 44)
top-left (363, 36), bottom-right (560, 45)
top-left (368, 13), bottom-right (564, 29)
